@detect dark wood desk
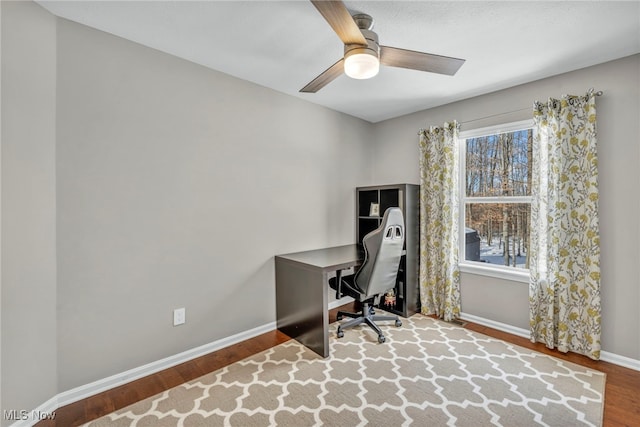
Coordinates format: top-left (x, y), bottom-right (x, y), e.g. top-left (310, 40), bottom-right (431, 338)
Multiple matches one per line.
top-left (275, 244), bottom-right (363, 358)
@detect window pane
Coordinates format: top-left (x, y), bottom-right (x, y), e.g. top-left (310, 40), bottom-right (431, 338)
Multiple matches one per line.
top-left (465, 129), bottom-right (532, 197)
top-left (464, 203), bottom-right (530, 269)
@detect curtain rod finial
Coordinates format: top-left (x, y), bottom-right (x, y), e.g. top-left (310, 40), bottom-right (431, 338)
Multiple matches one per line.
top-left (588, 87), bottom-right (603, 97)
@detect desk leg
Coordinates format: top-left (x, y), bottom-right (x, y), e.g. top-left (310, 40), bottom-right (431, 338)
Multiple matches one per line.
top-left (275, 259), bottom-right (329, 358)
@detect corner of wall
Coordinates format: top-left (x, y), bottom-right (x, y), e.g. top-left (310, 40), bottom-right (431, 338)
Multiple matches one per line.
top-left (1, 1), bottom-right (58, 425)
top-left (0, 0), bottom-right (4, 420)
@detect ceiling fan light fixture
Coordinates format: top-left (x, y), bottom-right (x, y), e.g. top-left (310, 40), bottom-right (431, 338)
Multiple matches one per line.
top-left (343, 26), bottom-right (380, 80)
top-left (344, 49), bottom-right (380, 79)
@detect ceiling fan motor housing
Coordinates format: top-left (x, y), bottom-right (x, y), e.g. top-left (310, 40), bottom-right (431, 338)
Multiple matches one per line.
top-left (344, 28), bottom-right (379, 60)
top-left (344, 13), bottom-right (379, 61)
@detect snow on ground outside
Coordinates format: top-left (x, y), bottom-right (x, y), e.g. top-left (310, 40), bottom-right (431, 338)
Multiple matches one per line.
top-left (478, 239), bottom-right (527, 269)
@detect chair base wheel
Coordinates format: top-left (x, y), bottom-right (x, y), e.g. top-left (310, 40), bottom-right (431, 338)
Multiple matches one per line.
top-left (337, 330), bottom-right (344, 338)
top-left (395, 319), bottom-right (402, 327)
top-left (378, 335), bottom-right (386, 343)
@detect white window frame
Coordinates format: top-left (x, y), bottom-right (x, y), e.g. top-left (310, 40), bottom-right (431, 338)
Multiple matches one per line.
top-left (458, 119), bottom-right (534, 283)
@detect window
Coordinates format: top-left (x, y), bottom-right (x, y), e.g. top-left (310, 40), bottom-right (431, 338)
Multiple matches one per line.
top-left (459, 120), bottom-right (533, 282)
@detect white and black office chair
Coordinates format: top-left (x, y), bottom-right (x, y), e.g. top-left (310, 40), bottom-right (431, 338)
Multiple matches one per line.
top-left (329, 207), bottom-right (404, 343)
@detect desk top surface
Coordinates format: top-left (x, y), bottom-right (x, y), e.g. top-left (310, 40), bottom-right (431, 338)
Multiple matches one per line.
top-left (276, 244), bottom-right (363, 271)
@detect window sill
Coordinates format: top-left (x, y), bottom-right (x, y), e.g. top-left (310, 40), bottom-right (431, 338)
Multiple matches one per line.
top-left (459, 262), bottom-right (530, 283)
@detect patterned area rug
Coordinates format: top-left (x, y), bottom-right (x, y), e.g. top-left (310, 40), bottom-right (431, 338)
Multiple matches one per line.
top-left (86, 315), bottom-right (605, 426)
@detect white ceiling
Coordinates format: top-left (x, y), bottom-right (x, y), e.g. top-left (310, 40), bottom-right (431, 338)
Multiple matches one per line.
top-left (37, 0), bottom-right (640, 123)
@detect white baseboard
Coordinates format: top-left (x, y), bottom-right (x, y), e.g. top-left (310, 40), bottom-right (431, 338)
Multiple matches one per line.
top-left (14, 301), bottom-right (355, 426)
top-left (600, 350), bottom-right (640, 371)
top-left (15, 310), bottom-right (639, 426)
top-left (329, 296), bottom-right (354, 310)
top-left (14, 305), bottom-right (358, 427)
top-left (54, 321), bottom-right (276, 411)
top-left (460, 312), bottom-right (640, 371)
top-left (460, 312), bottom-right (530, 339)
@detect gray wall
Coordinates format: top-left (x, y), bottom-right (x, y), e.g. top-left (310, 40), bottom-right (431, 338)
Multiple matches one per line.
top-left (1, 0), bottom-right (58, 421)
top-left (1, 1), bottom-right (3, 416)
top-left (55, 18), bottom-right (373, 390)
top-left (371, 54), bottom-right (640, 361)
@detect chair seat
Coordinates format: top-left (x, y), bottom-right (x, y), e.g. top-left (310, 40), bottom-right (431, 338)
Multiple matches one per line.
top-left (328, 273), bottom-right (364, 302)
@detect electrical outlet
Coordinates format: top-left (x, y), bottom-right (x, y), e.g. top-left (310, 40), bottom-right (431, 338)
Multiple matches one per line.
top-left (173, 307), bottom-right (186, 326)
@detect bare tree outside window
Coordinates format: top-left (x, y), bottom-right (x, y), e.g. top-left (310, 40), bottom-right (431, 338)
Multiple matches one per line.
top-left (463, 127), bottom-right (532, 269)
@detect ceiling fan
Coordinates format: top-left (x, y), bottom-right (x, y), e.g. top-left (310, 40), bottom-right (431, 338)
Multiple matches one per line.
top-left (300, 0), bottom-right (465, 93)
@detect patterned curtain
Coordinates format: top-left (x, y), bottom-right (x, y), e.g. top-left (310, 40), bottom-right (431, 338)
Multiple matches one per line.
top-left (529, 91), bottom-right (601, 360)
top-left (418, 122), bottom-right (461, 321)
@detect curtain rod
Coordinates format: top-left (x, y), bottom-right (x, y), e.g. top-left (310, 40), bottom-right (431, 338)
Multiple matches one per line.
top-left (460, 89), bottom-right (603, 126)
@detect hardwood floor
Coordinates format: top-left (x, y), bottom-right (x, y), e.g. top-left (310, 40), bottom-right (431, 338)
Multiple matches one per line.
top-left (38, 304), bottom-right (640, 426)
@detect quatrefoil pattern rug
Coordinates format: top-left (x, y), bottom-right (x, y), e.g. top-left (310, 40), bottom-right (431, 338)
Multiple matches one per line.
top-left (87, 315), bottom-right (605, 427)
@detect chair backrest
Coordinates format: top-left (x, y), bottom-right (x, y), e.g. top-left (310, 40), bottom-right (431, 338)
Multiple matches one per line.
top-left (354, 207), bottom-right (405, 300)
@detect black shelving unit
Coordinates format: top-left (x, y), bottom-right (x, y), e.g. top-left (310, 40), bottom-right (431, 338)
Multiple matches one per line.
top-left (356, 184), bottom-right (420, 317)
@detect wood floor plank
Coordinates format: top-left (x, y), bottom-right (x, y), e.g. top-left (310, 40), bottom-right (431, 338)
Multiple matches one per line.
top-left (37, 305), bottom-right (639, 426)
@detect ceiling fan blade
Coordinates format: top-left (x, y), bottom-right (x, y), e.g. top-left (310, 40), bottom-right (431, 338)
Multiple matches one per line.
top-left (380, 46), bottom-right (465, 76)
top-left (300, 59), bottom-right (344, 93)
top-left (311, 0), bottom-right (367, 46)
